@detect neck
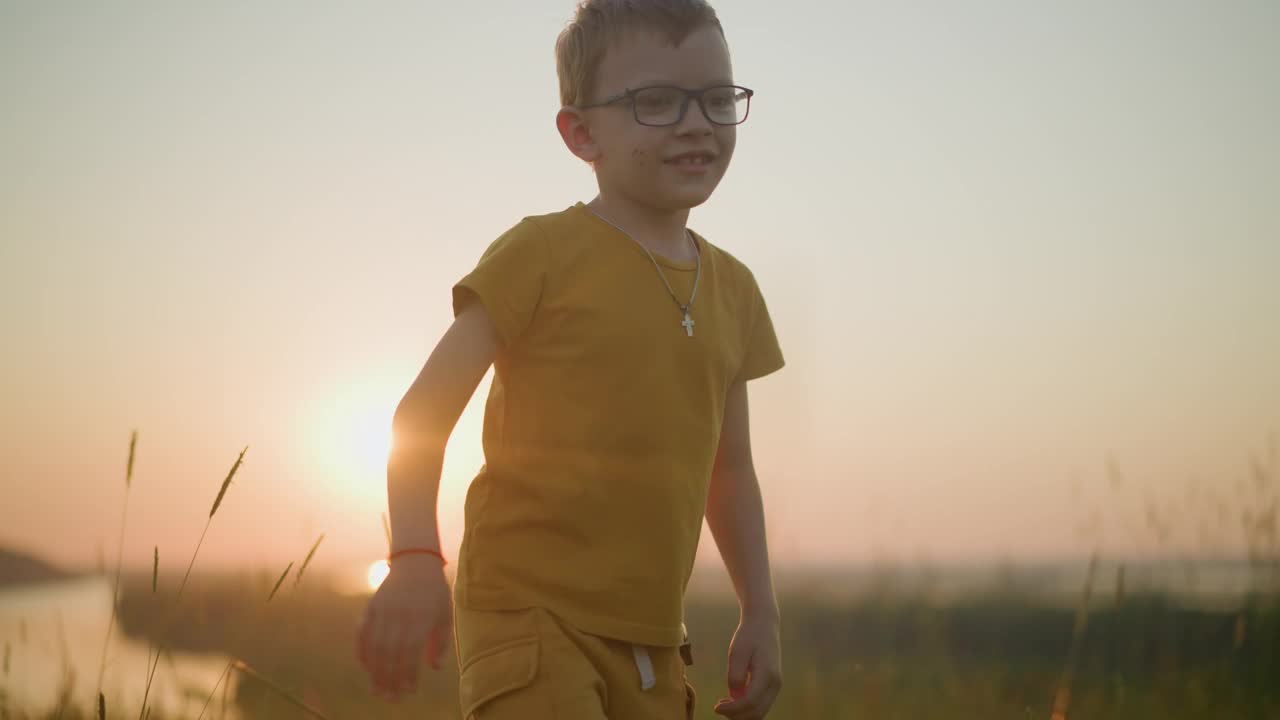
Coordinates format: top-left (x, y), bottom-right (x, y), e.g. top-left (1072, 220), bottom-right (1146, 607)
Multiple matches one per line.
top-left (587, 193), bottom-right (694, 261)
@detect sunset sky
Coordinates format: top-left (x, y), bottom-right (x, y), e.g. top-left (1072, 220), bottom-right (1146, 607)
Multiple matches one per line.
top-left (3, 1), bottom-right (1277, 584)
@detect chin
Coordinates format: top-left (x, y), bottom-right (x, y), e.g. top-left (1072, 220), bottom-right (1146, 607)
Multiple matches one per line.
top-left (654, 182), bottom-right (720, 211)
top-left (674, 193), bottom-right (713, 210)
top-left (609, 176), bottom-right (721, 212)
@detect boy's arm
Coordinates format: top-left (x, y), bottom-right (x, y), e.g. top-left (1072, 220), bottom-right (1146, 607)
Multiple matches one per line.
top-left (360, 297), bottom-right (499, 701)
top-left (706, 379), bottom-right (778, 619)
top-left (705, 379), bottom-right (783, 717)
top-left (386, 297), bottom-right (499, 553)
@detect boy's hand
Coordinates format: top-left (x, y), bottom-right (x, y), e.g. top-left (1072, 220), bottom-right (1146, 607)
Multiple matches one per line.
top-left (356, 557), bottom-right (453, 702)
top-left (713, 609), bottom-right (782, 719)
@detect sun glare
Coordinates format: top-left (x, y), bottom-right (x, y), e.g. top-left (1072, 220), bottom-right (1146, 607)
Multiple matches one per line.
top-left (367, 559), bottom-right (390, 591)
top-left (307, 383), bottom-right (398, 502)
top-left (355, 419), bottom-right (394, 473)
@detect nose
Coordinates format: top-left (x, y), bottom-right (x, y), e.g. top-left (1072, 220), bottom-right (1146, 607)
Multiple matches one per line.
top-left (674, 96), bottom-right (714, 136)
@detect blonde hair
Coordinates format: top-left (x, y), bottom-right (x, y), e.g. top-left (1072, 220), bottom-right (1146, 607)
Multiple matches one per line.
top-left (555, 0), bottom-right (724, 107)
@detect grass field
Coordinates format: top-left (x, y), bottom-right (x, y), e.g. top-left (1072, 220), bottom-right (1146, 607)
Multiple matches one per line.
top-left (2, 564), bottom-right (1277, 719)
top-left (71, 571), bottom-right (1277, 719)
top-left (4, 437), bottom-right (1273, 719)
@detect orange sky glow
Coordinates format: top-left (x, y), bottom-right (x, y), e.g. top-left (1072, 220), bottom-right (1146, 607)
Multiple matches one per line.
top-left (2, 2), bottom-right (1277, 586)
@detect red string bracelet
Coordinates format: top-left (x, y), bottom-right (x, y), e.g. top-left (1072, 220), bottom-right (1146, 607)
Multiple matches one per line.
top-left (388, 548), bottom-right (448, 566)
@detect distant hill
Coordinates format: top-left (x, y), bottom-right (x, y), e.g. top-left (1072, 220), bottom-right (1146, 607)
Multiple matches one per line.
top-left (0, 547), bottom-right (79, 587)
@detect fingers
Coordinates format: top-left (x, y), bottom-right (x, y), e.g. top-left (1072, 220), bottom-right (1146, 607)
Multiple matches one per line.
top-left (357, 593), bottom-right (453, 702)
top-left (388, 609), bottom-right (413, 698)
top-left (372, 610), bottom-right (400, 699)
top-left (741, 671), bottom-right (780, 718)
top-left (712, 667), bottom-right (782, 720)
top-left (393, 636), bottom-right (420, 697)
top-left (425, 615), bottom-right (455, 670)
top-left (386, 609), bottom-right (433, 701)
top-left (393, 609), bottom-right (430, 693)
top-left (715, 649), bottom-right (751, 718)
top-left (425, 626), bottom-right (441, 670)
top-left (713, 639), bottom-right (754, 718)
top-left (726, 643), bottom-right (752, 696)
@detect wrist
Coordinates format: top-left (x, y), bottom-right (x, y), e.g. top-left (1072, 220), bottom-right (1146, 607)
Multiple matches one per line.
top-left (741, 597), bottom-right (780, 623)
top-left (388, 547), bottom-right (447, 566)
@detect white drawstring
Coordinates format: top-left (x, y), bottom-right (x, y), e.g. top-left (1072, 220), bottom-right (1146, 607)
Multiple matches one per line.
top-left (631, 645), bottom-right (656, 691)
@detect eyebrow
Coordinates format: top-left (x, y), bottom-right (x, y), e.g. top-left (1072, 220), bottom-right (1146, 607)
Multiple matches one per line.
top-left (628, 77), bottom-right (736, 87)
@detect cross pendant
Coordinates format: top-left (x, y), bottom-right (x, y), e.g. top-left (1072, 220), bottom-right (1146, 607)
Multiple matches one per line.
top-left (681, 307), bottom-right (695, 337)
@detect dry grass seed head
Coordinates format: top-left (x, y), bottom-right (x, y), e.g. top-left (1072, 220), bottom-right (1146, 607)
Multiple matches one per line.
top-left (210, 446), bottom-right (248, 518)
top-left (269, 562), bottom-right (294, 603)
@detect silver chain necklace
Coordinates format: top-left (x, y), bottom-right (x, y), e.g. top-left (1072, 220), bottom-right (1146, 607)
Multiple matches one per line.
top-left (587, 207), bottom-right (702, 337)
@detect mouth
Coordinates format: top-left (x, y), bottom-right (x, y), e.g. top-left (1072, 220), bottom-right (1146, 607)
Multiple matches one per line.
top-left (663, 150), bottom-right (717, 167)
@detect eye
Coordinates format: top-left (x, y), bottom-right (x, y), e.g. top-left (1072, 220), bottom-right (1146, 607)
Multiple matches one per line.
top-left (635, 91), bottom-right (678, 110)
top-left (704, 89), bottom-right (735, 109)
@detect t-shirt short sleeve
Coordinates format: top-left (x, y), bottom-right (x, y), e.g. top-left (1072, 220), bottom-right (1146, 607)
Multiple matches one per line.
top-left (452, 219), bottom-right (548, 348)
top-left (736, 275), bottom-right (785, 383)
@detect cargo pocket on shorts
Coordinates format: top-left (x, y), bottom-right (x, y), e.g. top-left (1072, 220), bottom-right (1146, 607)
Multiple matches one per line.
top-left (683, 676), bottom-right (697, 720)
top-left (458, 636), bottom-right (539, 719)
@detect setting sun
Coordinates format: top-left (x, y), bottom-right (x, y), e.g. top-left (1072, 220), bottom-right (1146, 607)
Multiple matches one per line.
top-left (304, 379), bottom-right (400, 504)
top-left (367, 559), bottom-right (390, 591)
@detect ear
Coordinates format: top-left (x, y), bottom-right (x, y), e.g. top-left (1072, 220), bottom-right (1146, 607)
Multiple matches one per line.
top-left (556, 106), bottom-right (602, 164)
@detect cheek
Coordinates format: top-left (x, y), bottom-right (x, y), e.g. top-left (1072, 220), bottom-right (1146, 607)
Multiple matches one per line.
top-left (718, 129), bottom-right (738, 160)
top-left (617, 144), bottom-right (668, 183)
top-left (597, 130), bottom-right (660, 175)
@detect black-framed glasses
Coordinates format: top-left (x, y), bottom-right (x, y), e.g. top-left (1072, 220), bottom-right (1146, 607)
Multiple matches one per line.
top-left (578, 85), bottom-right (754, 127)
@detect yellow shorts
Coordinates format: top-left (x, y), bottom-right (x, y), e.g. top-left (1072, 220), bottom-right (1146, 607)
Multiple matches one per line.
top-left (453, 604), bottom-right (696, 720)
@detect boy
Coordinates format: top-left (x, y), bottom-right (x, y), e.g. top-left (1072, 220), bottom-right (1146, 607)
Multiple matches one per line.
top-left (357, 1), bottom-right (784, 718)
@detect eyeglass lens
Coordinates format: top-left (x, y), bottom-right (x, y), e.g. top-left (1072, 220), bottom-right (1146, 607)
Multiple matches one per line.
top-left (633, 86), bottom-right (750, 126)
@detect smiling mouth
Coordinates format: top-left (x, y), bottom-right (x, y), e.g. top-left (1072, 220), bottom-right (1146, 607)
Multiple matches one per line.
top-left (664, 152), bottom-right (716, 166)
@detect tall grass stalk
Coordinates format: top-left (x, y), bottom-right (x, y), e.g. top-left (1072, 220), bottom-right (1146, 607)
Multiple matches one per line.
top-left (137, 446), bottom-right (247, 720)
top-left (231, 660), bottom-right (334, 720)
top-left (197, 559), bottom-right (293, 720)
top-left (53, 612), bottom-right (73, 719)
top-left (199, 535), bottom-right (325, 720)
top-left (1051, 553), bottom-right (1098, 720)
top-left (95, 430), bottom-right (137, 700)
top-left (268, 562), bottom-right (294, 603)
top-left (295, 534), bottom-right (324, 588)
top-left (143, 546), bottom-right (159, 685)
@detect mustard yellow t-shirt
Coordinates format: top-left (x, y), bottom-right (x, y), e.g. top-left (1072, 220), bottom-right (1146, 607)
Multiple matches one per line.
top-left (451, 202), bottom-right (784, 646)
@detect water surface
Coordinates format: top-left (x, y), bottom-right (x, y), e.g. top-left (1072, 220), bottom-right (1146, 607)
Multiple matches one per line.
top-left (0, 576), bottom-right (239, 718)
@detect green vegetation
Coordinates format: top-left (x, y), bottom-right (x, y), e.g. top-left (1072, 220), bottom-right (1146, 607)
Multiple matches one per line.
top-left (1, 434), bottom-right (1275, 718)
top-left (103, 576), bottom-right (1280, 719)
